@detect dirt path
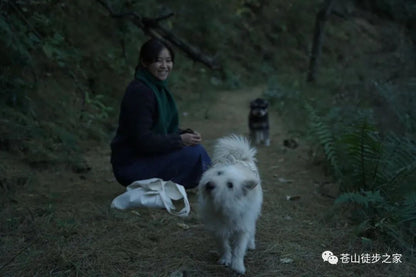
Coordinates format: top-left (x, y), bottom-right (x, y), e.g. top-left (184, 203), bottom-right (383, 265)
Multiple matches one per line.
top-left (175, 87), bottom-right (411, 276)
top-left (2, 87), bottom-right (413, 276)
top-left (177, 87), bottom-right (340, 276)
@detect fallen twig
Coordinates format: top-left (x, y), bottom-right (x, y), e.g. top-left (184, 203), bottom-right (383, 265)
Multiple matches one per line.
top-left (0, 239), bottom-right (37, 272)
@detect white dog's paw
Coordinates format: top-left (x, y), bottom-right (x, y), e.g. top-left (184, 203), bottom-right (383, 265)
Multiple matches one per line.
top-left (231, 259), bottom-right (246, 275)
top-left (218, 254), bottom-right (231, 266)
top-left (248, 239), bottom-right (256, 250)
top-left (264, 139), bottom-right (270, 147)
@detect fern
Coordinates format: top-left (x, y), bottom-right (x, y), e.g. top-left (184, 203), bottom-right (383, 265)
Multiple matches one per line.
top-left (336, 119), bottom-right (416, 196)
top-left (305, 103), bottom-right (342, 179)
top-left (340, 119), bottom-right (383, 191)
top-left (400, 193), bottom-right (416, 224)
top-left (335, 190), bottom-right (385, 208)
top-left (307, 104), bottom-right (416, 250)
top-left (335, 122), bottom-right (416, 250)
top-left (380, 135), bottom-right (416, 193)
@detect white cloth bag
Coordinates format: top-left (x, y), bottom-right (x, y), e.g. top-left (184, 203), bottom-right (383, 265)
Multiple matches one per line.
top-left (111, 178), bottom-right (190, 217)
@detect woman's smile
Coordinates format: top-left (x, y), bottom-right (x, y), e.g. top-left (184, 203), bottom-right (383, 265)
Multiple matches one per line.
top-left (146, 48), bottom-right (173, 80)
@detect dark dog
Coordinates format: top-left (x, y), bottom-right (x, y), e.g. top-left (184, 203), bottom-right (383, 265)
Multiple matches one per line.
top-left (249, 98), bottom-right (270, 146)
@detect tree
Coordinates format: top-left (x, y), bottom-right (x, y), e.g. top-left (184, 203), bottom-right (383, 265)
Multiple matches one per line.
top-left (307, 0), bottom-right (337, 83)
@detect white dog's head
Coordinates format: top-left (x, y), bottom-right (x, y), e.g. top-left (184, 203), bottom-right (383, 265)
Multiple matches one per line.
top-left (199, 163), bottom-right (259, 208)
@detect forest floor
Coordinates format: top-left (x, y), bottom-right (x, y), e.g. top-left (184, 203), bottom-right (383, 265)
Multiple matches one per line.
top-left (1, 87), bottom-right (415, 276)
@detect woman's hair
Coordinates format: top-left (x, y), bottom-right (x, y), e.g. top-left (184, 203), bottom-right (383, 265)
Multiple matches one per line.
top-left (138, 38), bottom-right (175, 66)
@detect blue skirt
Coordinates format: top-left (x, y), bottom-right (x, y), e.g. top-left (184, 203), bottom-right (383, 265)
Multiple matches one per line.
top-left (112, 144), bottom-right (211, 189)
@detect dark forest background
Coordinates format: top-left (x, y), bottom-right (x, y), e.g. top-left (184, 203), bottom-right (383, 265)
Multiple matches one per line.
top-left (1, 0), bottom-right (416, 273)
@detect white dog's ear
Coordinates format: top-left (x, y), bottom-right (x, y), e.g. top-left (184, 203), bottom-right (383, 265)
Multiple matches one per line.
top-left (243, 179), bottom-right (258, 193)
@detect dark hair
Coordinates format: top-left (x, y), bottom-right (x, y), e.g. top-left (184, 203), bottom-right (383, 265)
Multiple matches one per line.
top-left (138, 38), bottom-right (175, 66)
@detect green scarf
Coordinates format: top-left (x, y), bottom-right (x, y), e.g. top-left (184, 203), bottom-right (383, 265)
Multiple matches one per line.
top-left (135, 68), bottom-right (179, 135)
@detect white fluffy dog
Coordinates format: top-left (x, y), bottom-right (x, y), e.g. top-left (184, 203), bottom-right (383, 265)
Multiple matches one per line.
top-left (198, 135), bottom-right (263, 274)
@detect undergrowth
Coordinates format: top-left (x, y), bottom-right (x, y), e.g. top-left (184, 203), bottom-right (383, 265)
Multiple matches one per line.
top-left (304, 95), bottom-right (416, 253)
top-left (0, 0), bottom-right (128, 169)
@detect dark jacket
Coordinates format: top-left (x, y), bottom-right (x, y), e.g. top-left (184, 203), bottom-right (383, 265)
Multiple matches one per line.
top-left (111, 79), bottom-right (184, 165)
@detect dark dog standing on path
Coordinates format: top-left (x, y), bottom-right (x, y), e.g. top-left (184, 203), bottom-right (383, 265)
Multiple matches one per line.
top-left (249, 98), bottom-right (270, 146)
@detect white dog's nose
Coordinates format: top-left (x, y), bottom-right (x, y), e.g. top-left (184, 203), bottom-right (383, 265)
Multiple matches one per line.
top-left (205, 182), bottom-right (215, 191)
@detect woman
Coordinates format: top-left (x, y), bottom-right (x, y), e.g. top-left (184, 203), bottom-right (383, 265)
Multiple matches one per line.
top-left (111, 38), bottom-right (211, 189)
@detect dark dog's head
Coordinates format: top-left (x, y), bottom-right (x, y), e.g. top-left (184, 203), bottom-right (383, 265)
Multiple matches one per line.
top-left (250, 98), bottom-right (268, 117)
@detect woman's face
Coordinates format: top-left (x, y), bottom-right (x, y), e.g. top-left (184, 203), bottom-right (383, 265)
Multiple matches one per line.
top-left (144, 48), bottom-right (173, 81)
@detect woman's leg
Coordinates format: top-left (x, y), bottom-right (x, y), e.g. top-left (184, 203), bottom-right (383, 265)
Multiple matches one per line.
top-left (113, 144), bottom-right (211, 188)
top-left (167, 144), bottom-right (211, 188)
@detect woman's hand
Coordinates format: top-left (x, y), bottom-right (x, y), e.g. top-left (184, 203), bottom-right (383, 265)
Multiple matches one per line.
top-left (181, 132), bottom-right (202, 146)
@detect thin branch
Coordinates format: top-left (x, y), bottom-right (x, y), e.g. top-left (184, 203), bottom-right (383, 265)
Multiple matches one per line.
top-left (143, 12), bottom-right (175, 25)
top-left (154, 24), bottom-right (220, 70)
top-left (96, 0), bottom-right (221, 70)
top-left (10, 1), bottom-right (42, 41)
top-left (0, 239), bottom-right (37, 271)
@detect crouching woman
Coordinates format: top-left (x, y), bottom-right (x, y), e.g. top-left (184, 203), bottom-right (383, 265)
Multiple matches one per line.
top-left (110, 38), bottom-right (211, 189)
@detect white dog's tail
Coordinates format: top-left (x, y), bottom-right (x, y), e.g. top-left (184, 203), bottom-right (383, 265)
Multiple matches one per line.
top-left (213, 135), bottom-right (257, 164)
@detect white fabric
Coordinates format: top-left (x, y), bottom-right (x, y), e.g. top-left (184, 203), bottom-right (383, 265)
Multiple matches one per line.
top-left (111, 178), bottom-right (190, 217)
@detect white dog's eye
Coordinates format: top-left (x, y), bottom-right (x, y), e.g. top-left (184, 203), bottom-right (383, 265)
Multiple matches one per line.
top-left (227, 182), bottom-right (233, 189)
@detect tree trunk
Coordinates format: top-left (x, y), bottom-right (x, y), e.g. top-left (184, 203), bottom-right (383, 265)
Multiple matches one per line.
top-left (307, 0), bottom-right (337, 83)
